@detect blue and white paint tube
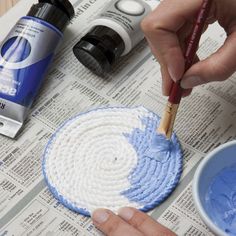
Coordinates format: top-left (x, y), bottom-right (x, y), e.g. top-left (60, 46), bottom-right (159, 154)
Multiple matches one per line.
top-left (0, 0), bottom-right (74, 138)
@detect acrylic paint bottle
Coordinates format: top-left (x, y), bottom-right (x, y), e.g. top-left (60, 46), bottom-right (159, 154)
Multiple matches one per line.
top-left (0, 0), bottom-right (74, 138)
top-left (73, 0), bottom-right (160, 76)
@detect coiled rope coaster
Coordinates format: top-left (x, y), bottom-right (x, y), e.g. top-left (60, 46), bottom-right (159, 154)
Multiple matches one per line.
top-left (43, 106), bottom-right (182, 216)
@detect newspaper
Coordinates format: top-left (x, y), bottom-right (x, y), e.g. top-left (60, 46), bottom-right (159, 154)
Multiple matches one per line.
top-left (0, 0), bottom-right (235, 235)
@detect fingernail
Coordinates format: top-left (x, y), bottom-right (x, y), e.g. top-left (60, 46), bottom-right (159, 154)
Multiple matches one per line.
top-left (168, 65), bottom-right (178, 82)
top-left (118, 207), bottom-right (135, 221)
top-left (181, 76), bottom-right (202, 89)
top-left (92, 209), bottom-right (109, 224)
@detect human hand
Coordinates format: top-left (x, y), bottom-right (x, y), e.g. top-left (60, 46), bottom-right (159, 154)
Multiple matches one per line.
top-left (92, 207), bottom-right (176, 236)
top-left (141, 0), bottom-right (236, 96)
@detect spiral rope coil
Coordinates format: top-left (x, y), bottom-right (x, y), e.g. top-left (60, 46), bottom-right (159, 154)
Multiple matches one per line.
top-left (43, 106), bottom-right (182, 216)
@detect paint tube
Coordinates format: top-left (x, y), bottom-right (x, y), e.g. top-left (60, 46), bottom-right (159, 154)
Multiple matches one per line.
top-left (73, 0), bottom-right (160, 76)
top-left (0, 0), bottom-right (74, 138)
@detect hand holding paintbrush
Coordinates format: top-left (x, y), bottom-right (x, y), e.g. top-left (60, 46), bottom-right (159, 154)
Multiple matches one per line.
top-left (157, 0), bottom-right (213, 139)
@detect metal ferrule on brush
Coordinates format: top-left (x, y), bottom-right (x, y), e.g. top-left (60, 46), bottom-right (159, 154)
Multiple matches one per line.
top-left (158, 81), bottom-right (182, 139)
top-left (158, 102), bottom-right (179, 139)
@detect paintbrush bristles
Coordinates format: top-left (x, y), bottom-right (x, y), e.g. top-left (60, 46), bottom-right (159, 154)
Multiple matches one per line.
top-left (157, 102), bottom-right (179, 139)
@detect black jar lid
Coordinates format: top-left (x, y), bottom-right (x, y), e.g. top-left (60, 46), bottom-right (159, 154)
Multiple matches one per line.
top-left (27, 0), bottom-right (74, 31)
top-left (73, 26), bottom-right (125, 76)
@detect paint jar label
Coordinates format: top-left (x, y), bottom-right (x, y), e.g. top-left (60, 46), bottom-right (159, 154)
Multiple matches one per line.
top-left (96, 0), bottom-right (154, 52)
top-left (0, 16), bottom-right (62, 107)
top-left (0, 16), bottom-right (62, 137)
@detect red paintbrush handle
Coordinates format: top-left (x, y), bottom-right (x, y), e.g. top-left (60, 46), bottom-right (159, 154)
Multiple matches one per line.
top-left (168, 0), bottom-right (212, 104)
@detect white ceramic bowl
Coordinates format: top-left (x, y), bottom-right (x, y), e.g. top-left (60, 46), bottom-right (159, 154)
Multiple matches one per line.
top-left (193, 140), bottom-right (236, 236)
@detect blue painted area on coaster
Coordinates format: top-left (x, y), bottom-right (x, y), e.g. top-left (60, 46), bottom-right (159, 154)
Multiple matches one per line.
top-left (122, 113), bottom-right (182, 212)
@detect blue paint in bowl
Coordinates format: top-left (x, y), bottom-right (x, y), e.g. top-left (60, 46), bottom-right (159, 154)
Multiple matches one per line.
top-left (193, 140), bottom-right (236, 236)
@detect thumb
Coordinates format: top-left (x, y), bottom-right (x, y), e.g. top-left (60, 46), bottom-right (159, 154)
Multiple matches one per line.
top-left (181, 33), bottom-right (236, 88)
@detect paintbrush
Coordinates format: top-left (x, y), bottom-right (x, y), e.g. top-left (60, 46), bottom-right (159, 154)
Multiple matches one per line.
top-left (157, 0), bottom-right (212, 139)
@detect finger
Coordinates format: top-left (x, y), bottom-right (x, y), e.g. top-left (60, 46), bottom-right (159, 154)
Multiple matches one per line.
top-left (178, 21), bottom-right (210, 52)
top-left (159, 23), bottom-right (199, 97)
top-left (180, 55), bottom-right (199, 97)
top-left (144, 28), bottom-right (185, 83)
top-left (118, 207), bottom-right (176, 236)
top-left (92, 209), bottom-right (143, 236)
top-left (150, 44), bottom-right (192, 97)
top-left (181, 32), bottom-right (236, 88)
top-left (141, 0), bottom-right (205, 82)
top-left (161, 66), bottom-right (173, 96)
top-left (182, 88), bottom-right (192, 97)
top-left (146, 38), bottom-right (173, 96)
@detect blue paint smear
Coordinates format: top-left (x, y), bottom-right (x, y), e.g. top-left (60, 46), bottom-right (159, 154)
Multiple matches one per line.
top-left (122, 113), bottom-right (182, 210)
top-left (206, 164), bottom-right (236, 235)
